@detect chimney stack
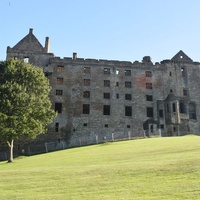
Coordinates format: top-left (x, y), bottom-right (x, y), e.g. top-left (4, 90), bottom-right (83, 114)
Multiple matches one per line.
top-left (73, 52), bottom-right (77, 60)
top-left (45, 37), bottom-right (50, 53)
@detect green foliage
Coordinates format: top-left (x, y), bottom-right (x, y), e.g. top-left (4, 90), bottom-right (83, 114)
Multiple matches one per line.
top-left (0, 59), bottom-right (56, 158)
top-left (0, 136), bottom-right (200, 199)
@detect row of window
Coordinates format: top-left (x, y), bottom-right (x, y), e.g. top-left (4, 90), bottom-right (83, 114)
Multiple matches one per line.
top-left (56, 78), bottom-right (153, 89)
top-left (56, 89), bottom-right (153, 101)
top-left (54, 103), bottom-right (154, 117)
top-left (54, 122), bottom-right (132, 132)
top-left (56, 65), bottom-right (153, 77)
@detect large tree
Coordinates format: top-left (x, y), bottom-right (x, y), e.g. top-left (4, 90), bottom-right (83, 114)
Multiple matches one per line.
top-left (0, 59), bottom-right (56, 162)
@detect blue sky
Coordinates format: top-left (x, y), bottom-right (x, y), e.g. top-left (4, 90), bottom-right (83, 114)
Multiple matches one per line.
top-left (1, 0), bottom-right (200, 62)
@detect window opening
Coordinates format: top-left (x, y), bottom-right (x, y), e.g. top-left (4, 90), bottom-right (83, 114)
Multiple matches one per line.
top-left (104, 80), bottom-right (110, 87)
top-left (125, 70), bottom-right (131, 76)
top-left (56, 77), bottom-right (63, 85)
top-left (104, 93), bottom-right (110, 99)
top-left (125, 81), bottom-right (132, 88)
top-left (146, 95), bottom-right (153, 101)
top-left (56, 90), bottom-right (63, 96)
top-left (147, 107), bottom-right (153, 117)
top-left (103, 105), bottom-right (110, 115)
top-left (125, 106), bottom-right (132, 116)
top-left (55, 103), bottom-right (62, 113)
top-left (83, 91), bottom-right (90, 98)
top-left (83, 104), bottom-right (90, 114)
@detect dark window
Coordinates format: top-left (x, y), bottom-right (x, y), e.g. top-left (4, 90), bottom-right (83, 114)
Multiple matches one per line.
top-left (145, 71), bottom-right (152, 77)
top-left (173, 103), bottom-right (176, 112)
top-left (83, 91), bottom-right (90, 98)
top-left (116, 82), bottom-right (119, 87)
top-left (55, 103), bottom-right (62, 113)
top-left (159, 110), bottom-right (163, 118)
top-left (169, 71), bottom-right (172, 76)
top-left (125, 70), bottom-right (131, 76)
top-left (160, 124), bottom-right (164, 129)
top-left (166, 103), bottom-right (170, 112)
top-left (56, 90), bottom-right (63, 96)
top-left (56, 65), bottom-right (64, 72)
top-left (179, 101), bottom-right (186, 113)
top-left (83, 123), bottom-right (87, 127)
top-left (56, 77), bottom-right (63, 85)
top-left (103, 105), bottom-right (110, 115)
top-left (104, 80), bottom-right (110, 87)
top-left (55, 123), bottom-right (59, 132)
top-left (125, 81), bottom-right (132, 88)
top-left (183, 89), bottom-right (187, 96)
top-left (83, 104), bottom-right (90, 114)
top-left (147, 107), bottom-right (153, 117)
top-left (104, 93), bottom-right (110, 99)
top-left (170, 89), bottom-right (173, 93)
top-left (84, 67), bottom-right (91, 74)
top-left (146, 95), bottom-right (153, 101)
top-left (127, 125), bottom-right (131, 128)
top-left (104, 68), bottom-right (110, 74)
top-left (189, 103), bottom-right (196, 119)
top-left (173, 127), bottom-right (176, 132)
top-left (125, 94), bottom-right (132, 100)
top-left (125, 106), bottom-right (132, 116)
top-left (146, 82), bottom-right (152, 89)
top-left (84, 79), bottom-right (90, 86)
top-left (105, 124), bottom-right (108, 128)
top-left (116, 93), bottom-right (119, 99)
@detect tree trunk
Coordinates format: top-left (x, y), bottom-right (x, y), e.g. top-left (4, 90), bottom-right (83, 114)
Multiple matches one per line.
top-left (7, 139), bottom-right (14, 163)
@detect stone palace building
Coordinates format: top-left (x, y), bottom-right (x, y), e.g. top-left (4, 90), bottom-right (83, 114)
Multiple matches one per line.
top-left (6, 28), bottom-right (200, 147)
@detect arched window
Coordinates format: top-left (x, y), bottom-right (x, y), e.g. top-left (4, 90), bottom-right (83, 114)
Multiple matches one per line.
top-left (189, 103), bottom-right (196, 119)
top-left (179, 101), bottom-right (186, 113)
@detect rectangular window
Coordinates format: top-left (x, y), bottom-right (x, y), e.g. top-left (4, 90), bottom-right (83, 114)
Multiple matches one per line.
top-left (104, 68), bottom-right (110, 74)
top-left (145, 71), bottom-right (152, 77)
top-left (56, 65), bottom-right (64, 72)
top-left (84, 79), bottom-right (90, 86)
top-left (183, 89), bottom-right (187, 96)
top-left (55, 103), bottom-right (62, 113)
top-left (160, 124), bottom-right (164, 129)
top-left (83, 91), bottom-right (90, 98)
top-left (125, 81), bottom-right (132, 88)
top-left (83, 123), bottom-right (87, 127)
top-left (146, 82), bottom-right (152, 89)
top-left (125, 94), bottom-right (132, 100)
top-left (116, 82), bottom-right (119, 87)
top-left (116, 93), bottom-right (119, 99)
top-left (104, 80), bottom-right (110, 87)
top-left (125, 69), bottom-right (131, 76)
top-left (105, 124), bottom-right (108, 128)
top-left (181, 67), bottom-right (186, 77)
top-left (147, 107), bottom-right (153, 117)
top-left (84, 67), bottom-right (91, 74)
top-left (83, 104), bottom-right (90, 114)
top-left (104, 93), bottom-right (110, 99)
top-left (56, 77), bottom-right (63, 85)
top-left (56, 90), bottom-right (63, 96)
top-left (55, 123), bottom-right (59, 132)
top-left (159, 110), bottom-right (163, 118)
top-left (127, 125), bottom-right (131, 128)
top-left (103, 105), bottom-right (110, 115)
top-left (146, 95), bottom-right (153, 101)
top-left (115, 69), bottom-right (119, 75)
top-left (125, 106), bottom-right (132, 116)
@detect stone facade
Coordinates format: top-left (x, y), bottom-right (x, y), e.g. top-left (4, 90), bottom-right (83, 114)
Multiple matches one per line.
top-left (6, 29), bottom-right (200, 147)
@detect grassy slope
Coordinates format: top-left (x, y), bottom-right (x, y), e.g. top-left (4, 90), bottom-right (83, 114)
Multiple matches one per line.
top-left (0, 135), bottom-right (200, 200)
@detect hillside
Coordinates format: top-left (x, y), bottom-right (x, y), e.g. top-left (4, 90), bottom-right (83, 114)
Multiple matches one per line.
top-left (0, 135), bottom-right (200, 200)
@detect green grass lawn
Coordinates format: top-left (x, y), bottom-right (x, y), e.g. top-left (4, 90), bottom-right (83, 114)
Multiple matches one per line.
top-left (0, 135), bottom-right (200, 200)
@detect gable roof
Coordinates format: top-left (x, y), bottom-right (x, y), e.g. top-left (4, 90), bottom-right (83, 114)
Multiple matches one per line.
top-left (171, 50), bottom-right (193, 62)
top-left (12, 28), bottom-right (44, 53)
